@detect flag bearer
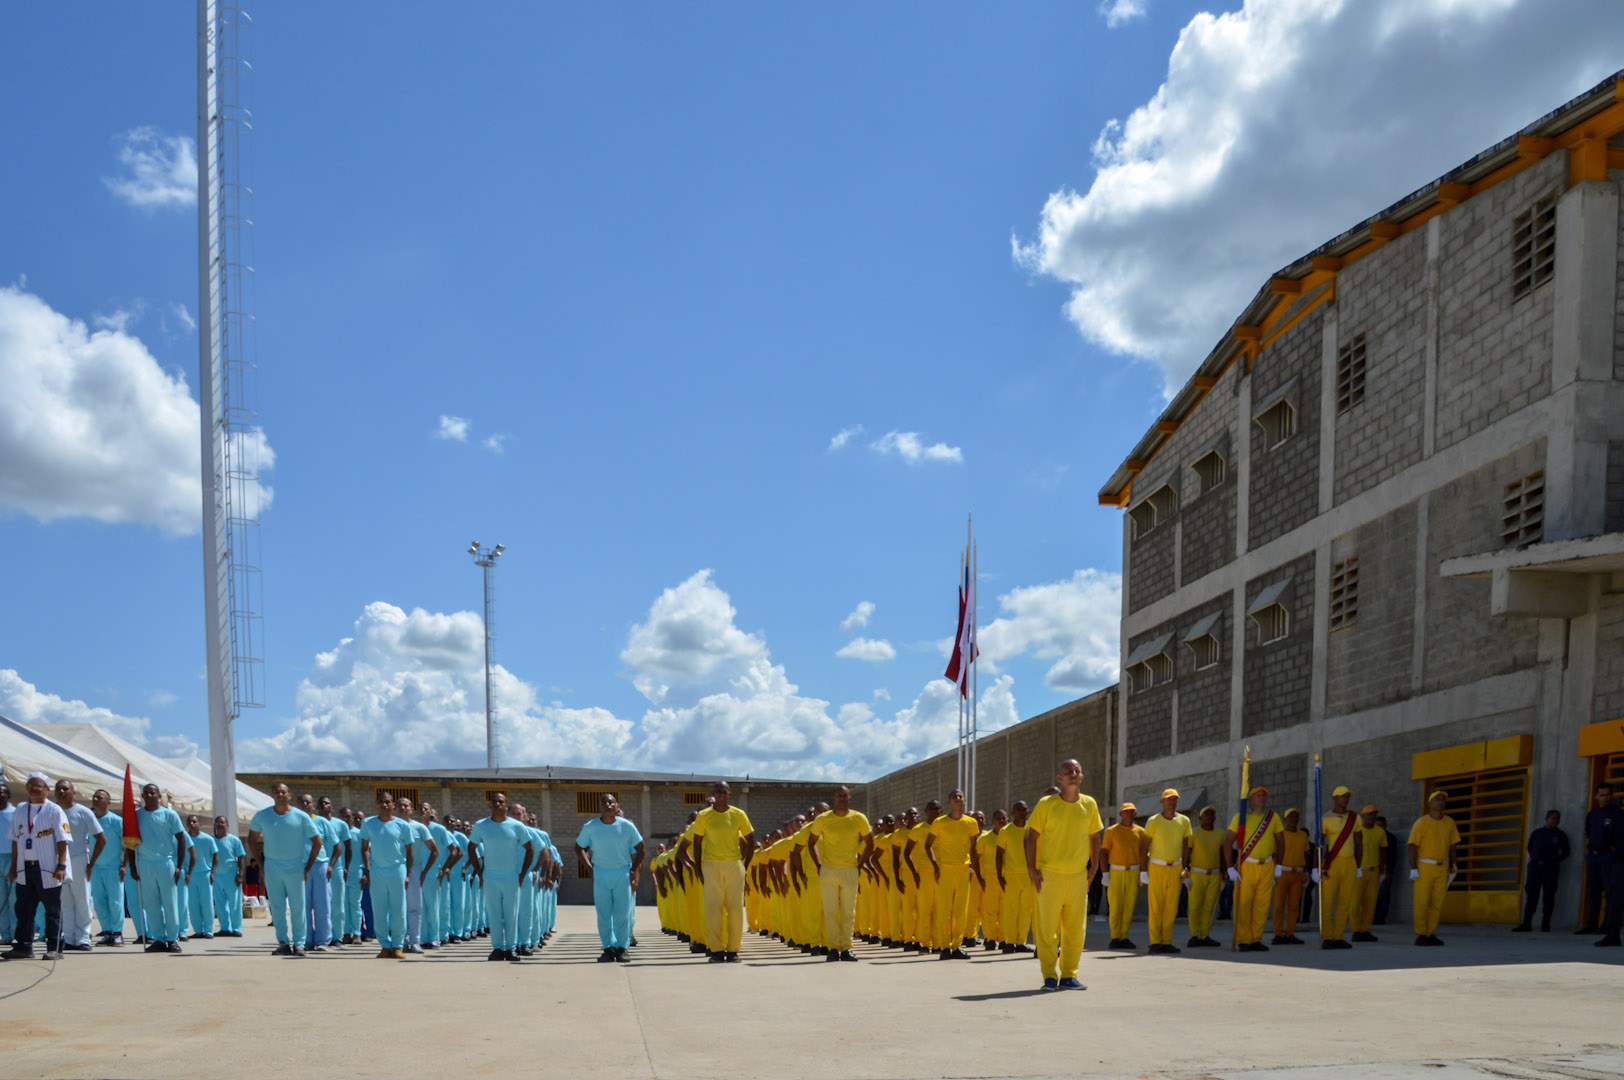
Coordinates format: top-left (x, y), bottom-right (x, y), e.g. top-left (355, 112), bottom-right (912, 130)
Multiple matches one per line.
top-left (997, 801), bottom-right (1034, 953)
top-left (1318, 786), bottom-right (1360, 949)
top-left (1186, 806), bottom-right (1223, 947)
top-left (213, 815), bottom-right (246, 937)
top-left (809, 785), bottom-right (870, 962)
top-left (1024, 759), bottom-right (1104, 991)
top-left (925, 789), bottom-right (978, 960)
top-left (1224, 786), bottom-right (1284, 952)
top-left (1407, 790), bottom-right (1460, 946)
top-left (975, 809), bottom-right (1006, 950)
top-left (1099, 803), bottom-right (1145, 950)
top-left (90, 789), bottom-right (126, 945)
top-left (1142, 789), bottom-right (1191, 955)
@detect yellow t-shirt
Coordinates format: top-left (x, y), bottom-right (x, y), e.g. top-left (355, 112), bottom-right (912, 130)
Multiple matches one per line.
top-left (1407, 815), bottom-right (1461, 862)
top-left (907, 821), bottom-right (932, 869)
top-left (1279, 829), bottom-right (1312, 869)
top-left (1190, 826), bottom-right (1224, 870)
top-left (810, 810), bottom-right (871, 867)
top-left (976, 831), bottom-right (1001, 879)
top-left (768, 837), bottom-right (790, 865)
top-left (997, 823), bottom-right (1029, 879)
top-left (1321, 813), bottom-right (1359, 864)
top-left (796, 825), bottom-right (819, 878)
top-left (1144, 812), bottom-right (1192, 862)
top-left (928, 815), bottom-right (979, 866)
top-left (1227, 811), bottom-right (1286, 862)
top-left (1027, 794), bottom-right (1106, 874)
top-left (692, 806), bottom-right (754, 861)
top-left (1358, 825), bottom-right (1387, 869)
top-left (1100, 822), bottom-right (1146, 867)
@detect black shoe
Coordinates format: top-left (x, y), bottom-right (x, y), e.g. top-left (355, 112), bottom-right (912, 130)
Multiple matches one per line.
top-left (938, 949), bottom-right (952, 960)
top-left (272, 943), bottom-right (292, 956)
top-left (62, 942), bottom-right (93, 952)
top-left (1271, 935), bottom-right (1288, 945)
top-left (708, 951), bottom-right (726, 963)
top-left (615, 948), bottom-right (630, 963)
top-left (839, 950), bottom-right (858, 962)
top-left (286, 944), bottom-right (301, 957)
top-left (1321, 940), bottom-right (1338, 949)
top-left (307, 944), bottom-right (326, 953)
top-left (507, 950), bottom-right (522, 962)
top-left (134, 936), bottom-right (148, 945)
top-left (1186, 938), bottom-right (1203, 949)
top-left (1352, 932), bottom-right (1378, 942)
top-left (177, 934), bottom-right (190, 942)
top-left (984, 941), bottom-right (998, 952)
top-left (423, 942), bottom-right (438, 950)
top-left (1162, 944), bottom-right (1181, 955)
top-left (1, 946), bottom-right (34, 960)
top-left (677, 932), bottom-right (689, 942)
top-left (1428, 935), bottom-right (1444, 946)
top-left (1000, 943), bottom-right (1015, 954)
top-left (827, 951), bottom-right (842, 962)
top-left (1415, 935), bottom-right (1430, 946)
top-left (1015, 944), bottom-right (1033, 953)
top-left (1597, 936), bottom-right (1622, 947)
top-left (689, 942), bottom-right (706, 954)
top-left (949, 948), bottom-right (971, 959)
top-left (725, 952), bottom-right (740, 962)
top-left (1511, 923), bottom-right (1532, 933)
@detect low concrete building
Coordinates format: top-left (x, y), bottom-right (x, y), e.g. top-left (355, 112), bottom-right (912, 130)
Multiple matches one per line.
top-left (238, 766), bottom-right (840, 905)
top-left (1098, 75), bottom-right (1624, 928)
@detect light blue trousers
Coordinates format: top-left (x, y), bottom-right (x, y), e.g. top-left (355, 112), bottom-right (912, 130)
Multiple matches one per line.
top-left (372, 864), bottom-right (407, 949)
top-left (136, 858), bottom-right (181, 943)
top-left (187, 873), bottom-right (215, 935)
top-left (483, 875), bottom-right (520, 950)
top-left (0, 857), bottom-right (14, 943)
top-left (421, 873), bottom-right (442, 943)
top-left (404, 870), bottom-right (423, 946)
top-left (445, 875), bottom-right (464, 937)
top-left (92, 867), bottom-right (124, 936)
top-left (329, 864), bottom-right (347, 939)
top-left (593, 871), bottom-right (634, 950)
top-left (214, 873), bottom-right (242, 933)
top-left (305, 863), bottom-right (332, 946)
top-left (518, 878), bottom-right (536, 946)
top-left (263, 859), bottom-right (307, 946)
top-left (345, 870), bottom-right (364, 936)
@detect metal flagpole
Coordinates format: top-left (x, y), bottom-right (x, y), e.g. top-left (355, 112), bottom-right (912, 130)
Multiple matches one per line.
top-left (1233, 745), bottom-right (1250, 952)
top-left (970, 539), bottom-right (978, 811)
top-left (1314, 754), bottom-right (1325, 942)
top-left (956, 548), bottom-right (966, 795)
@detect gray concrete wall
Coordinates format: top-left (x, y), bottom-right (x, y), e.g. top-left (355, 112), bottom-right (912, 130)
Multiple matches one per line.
top-left (1242, 551), bottom-right (1316, 737)
top-left (1248, 309), bottom-right (1324, 550)
top-left (1325, 501), bottom-right (1419, 717)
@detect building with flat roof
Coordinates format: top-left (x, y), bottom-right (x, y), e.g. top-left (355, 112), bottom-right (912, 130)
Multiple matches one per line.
top-left (1100, 74), bottom-right (1624, 928)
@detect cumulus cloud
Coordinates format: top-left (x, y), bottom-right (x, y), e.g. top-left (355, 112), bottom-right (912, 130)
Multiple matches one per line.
top-left (620, 570), bottom-right (769, 703)
top-left (103, 127), bottom-right (197, 209)
top-left (93, 304), bottom-right (145, 333)
top-left (435, 415), bottom-right (469, 442)
top-left (0, 285), bottom-right (274, 534)
top-left (168, 303), bottom-right (196, 333)
top-left (1015, 0), bottom-right (1620, 396)
top-left (870, 430), bottom-right (963, 465)
top-left (1100, 0), bottom-right (1147, 28)
top-left (840, 600), bottom-right (875, 632)
top-left (0, 669), bottom-right (154, 745)
top-left (828, 425), bottom-right (864, 451)
top-left (482, 434), bottom-right (509, 453)
top-left (836, 637), bottom-right (897, 663)
top-left (978, 569), bottom-right (1122, 691)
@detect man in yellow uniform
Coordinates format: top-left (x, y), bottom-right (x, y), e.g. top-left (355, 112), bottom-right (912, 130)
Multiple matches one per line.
top-left (1186, 806), bottom-right (1223, 947)
top-left (1271, 809), bottom-right (1312, 945)
top-left (890, 810), bottom-right (917, 949)
top-left (792, 806), bottom-right (827, 956)
top-left (997, 801), bottom-right (1033, 953)
top-left (692, 782), bottom-right (755, 963)
top-left (1025, 759), bottom-right (1104, 991)
top-left (677, 808), bottom-right (707, 953)
top-left (866, 816), bottom-right (892, 945)
top-left (1318, 785), bottom-right (1361, 950)
top-left (1351, 804), bottom-right (1385, 942)
top-left (976, 809), bottom-right (1006, 951)
top-left (1407, 790), bottom-right (1460, 946)
top-left (963, 810), bottom-right (985, 947)
top-left (1224, 786), bottom-right (1285, 952)
top-left (925, 789), bottom-right (979, 960)
top-left (1099, 803), bottom-right (1145, 950)
top-left (809, 787), bottom-right (870, 962)
top-left (904, 800), bottom-right (941, 953)
top-left (1141, 789), bottom-right (1191, 955)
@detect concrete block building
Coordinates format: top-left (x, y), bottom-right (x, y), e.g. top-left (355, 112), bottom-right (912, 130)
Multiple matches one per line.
top-left (1099, 75), bottom-right (1624, 928)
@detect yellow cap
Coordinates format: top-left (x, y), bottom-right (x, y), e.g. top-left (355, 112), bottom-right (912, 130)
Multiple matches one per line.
top-left (1200, 805), bottom-right (1217, 815)
top-left (1120, 801), bottom-right (1136, 813)
top-left (1361, 804), bottom-right (1379, 815)
top-left (1160, 788), bottom-right (1180, 801)
top-left (1284, 807), bottom-right (1301, 819)
top-left (1249, 785), bottom-right (1269, 798)
top-left (1332, 785), bottom-right (1352, 797)
top-left (1429, 790), bottom-right (1450, 803)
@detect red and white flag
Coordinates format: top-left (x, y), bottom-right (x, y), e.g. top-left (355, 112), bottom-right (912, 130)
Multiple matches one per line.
top-left (943, 557), bottom-right (977, 697)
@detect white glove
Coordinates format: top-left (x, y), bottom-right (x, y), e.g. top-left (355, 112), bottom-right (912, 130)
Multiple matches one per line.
top-left (1409, 868), bottom-right (1420, 881)
top-left (1274, 864), bottom-right (1283, 879)
top-left (1310, 868), bottom-right (1321, 884)
top-left (1448, 870), bottom-right (1457, 885)
top-left (1139, 871), bottom-right (1149, 886)
top-left (1355, 868), bottom-right (1363, 879)
top-left (1101, 871), bottom-right (1109, 885)
top-left (1226, 867), bottom-right (1240, 883)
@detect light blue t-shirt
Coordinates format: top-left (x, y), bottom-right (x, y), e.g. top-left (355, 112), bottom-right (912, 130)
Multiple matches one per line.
top-left (216, 832), bottom-right (246, 874)
top-left (575, 816), bottom-right (642, 871)
top-left (405, 820), bottom-right (431, 867)
top-left (308, 814), bottom-right (335, 862)
top-left (249, 806), bottom-right (320, 864)
top-left (445, 830), bottom-right (465, 875)
top-left (94, 812), bottom-right (123, 873)
top-left (189, 832), bottom-right (219, 876)
top-left (323, 818), bottom-right (349, 864)
top-left (0, 806), bottom-right (13, 862)
top-left (361, 816), bottom-right (413, 869)
top-left (470, 817), bottom-right (533, 880)
top-left (63, 803), bottom-right (103, 863)
top-left (426, 822), bottom-right (452, 872)
top-left (135, 806), bottom-right (186, 865)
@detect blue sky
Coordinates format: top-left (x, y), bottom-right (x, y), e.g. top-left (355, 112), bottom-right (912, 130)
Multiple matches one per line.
top-left (2, 1), bottom-right (1618, 780)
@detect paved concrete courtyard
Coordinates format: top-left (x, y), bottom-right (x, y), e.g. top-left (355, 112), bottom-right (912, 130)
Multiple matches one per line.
top-left (1, 906), bottom-right (1620, 1080)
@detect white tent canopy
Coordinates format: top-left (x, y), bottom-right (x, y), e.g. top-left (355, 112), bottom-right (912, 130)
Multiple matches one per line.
top-left (0, 714), bottom-right (269, 832)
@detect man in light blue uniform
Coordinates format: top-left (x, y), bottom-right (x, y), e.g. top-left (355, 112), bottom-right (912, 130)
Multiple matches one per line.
top-left (510, 802), bottom-right (539, 956)
top-left (317, 798), bottom-right (350, 947)
top-left (0, 782), bottom-right (15, 945)
top-left (212, 815), bottom-right (246, 936)
top-left (90, 789), bottom-right (126, 945)
top-left (296, 793), bottom-right (335, 952)
top-left (470, 791), bottom-right (535, 962)
top-left (343, 808), bottom-right (366, 942)
top-left (360, 790), bottom-right (414, 958)
top-left (525, 812), bottom-right (554, 953)
top-left (576, 792), bottom-right (645, 963)
top-left (397, 800), bottom-right (437, 954)
top-left (445, 818), bottom-right (468, 942)
top-left (175, 829), bottom-right (196, 938)
top-left (182, 814), bottom-right (218, 938)
top-left (545, 838), bottom-right (562, 940)
top-left (131, 783), bottom-right (187, 952)
top-left (421, 804), bottom-right (455, 949)
top-left (53, 779), bottom-right (105, 951)
top-left (248, 782), bottom-right (321, 957)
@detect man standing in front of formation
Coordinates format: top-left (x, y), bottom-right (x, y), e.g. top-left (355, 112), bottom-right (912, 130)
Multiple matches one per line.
top-left (1024, 759), bottom-right (1104, 992)
top-left (249, 783), bottom-right (321, 957)
top-left (576, 792), bottom-right (645, 963)
top-left (471, 791), bottom-right (534, 962)
top-left (691, 781), bottom-right (754, 964)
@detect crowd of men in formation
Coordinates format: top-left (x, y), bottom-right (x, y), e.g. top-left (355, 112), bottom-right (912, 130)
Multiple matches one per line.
top-left (4, 768), bottom-right (1623, 976)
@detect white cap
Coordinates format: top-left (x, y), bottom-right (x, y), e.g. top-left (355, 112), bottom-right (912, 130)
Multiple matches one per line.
top-left (27, 771), bottom-right (49, 784)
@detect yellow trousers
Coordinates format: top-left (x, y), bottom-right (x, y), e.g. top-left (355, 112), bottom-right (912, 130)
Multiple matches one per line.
top-left (980, 882), bottom-right (1003, 943)
top-left (1146, 864), bottom-right (1182, 946)
top-left (686, 872), bottom-right (707, 947)
top-left (915, 870), bottom-right (937, 948)
top-left (1188, 870), bottom-right (1220, 939)
top-left (1002, 880), bottom-right (1035, 946)
top-left (899, 876), bottom-right (918, 944)
top-left (965, 873), bottom-right (982, 941)
top-left (1414, 864), bottom-right (1448, 936)
top-left (1034, 870), bottom-right (1087, 980)
top-left (1273, 869), bottom-right (1306, 936)
top-left (1320, 862), bottom-right (1356, 940)
top-left (801, 871), bottom-right (825, 946)
top-left (890, 878), bottom-right (907, 943)
top-left (934, 865), bottom-right (971, 950)
top-left (1107, 869), bottom-right (1140, 940)
top-left (1235, 861), bottom-right (1274, 944)
top-left (703, 859), bottom-right (745, 953)
top-left (820, 865), bottom-right (858, 950)
top-left (1352, 868), bottom-right (1379, 933)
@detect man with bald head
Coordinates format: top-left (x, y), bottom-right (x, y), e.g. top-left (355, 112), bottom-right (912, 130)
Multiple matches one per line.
top-left (53, 778), bottom-right (105, 951)
top-left (810, 785), bottom-right (870, 961)
top-left (692, 782), bottom-right (754, 962)
top-left (213, 815), bottom-right (246, 937)
top-left (1025, 759), bottom-right (1105, 990)
top-left (249, 783), bottom-right (321, 956)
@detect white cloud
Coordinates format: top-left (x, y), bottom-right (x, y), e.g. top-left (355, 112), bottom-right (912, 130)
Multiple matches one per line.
top-left (1015, 0), bottom-right (1618, 396)
top-left (482, 434), bottom-right (509, 453)
top-left (620, 570), bottom-right (769, 703)
top-left (0, 285), bottom-right (274, 534)
top-left (836, 637), bottom-right (897, 663)
top-left (168, 303), bottom-right (196, 333)
top-left (873, 688), bottom-right (891, 702)
top-left (870, 430), bottom-right (963, 465)
top-left (1100, 0), bottom-right (1147, 28)
top-left (435, 415), bottom-right (469, 442)
top-left (840, 600), bottom-right (875, 632)
top-left (103, 127), bottom-right (197, 209)
top-left (0, 669), bottom-right (153, 745)
top-left (978, 569), bottom-right (1122, 691)
top-left (93, 303), bottom-right (145, 333)
top-left (828, 425), bottom-right (864, 451)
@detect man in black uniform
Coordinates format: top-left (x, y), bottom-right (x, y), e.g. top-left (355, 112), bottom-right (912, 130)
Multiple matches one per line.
top-left (1373, 815), bottom-right (1398, 925)
top-left (1598, 792), bottom-right (1624, 948)
top-left (1513, 810), bottom-right (1568, 933)
top-left (1577, 784), bottom-right (1619, 935)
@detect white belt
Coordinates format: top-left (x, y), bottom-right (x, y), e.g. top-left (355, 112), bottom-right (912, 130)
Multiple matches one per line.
top-left (1244, 857), bottom-right (1266, 864)
top-left (1190, 867), bottom-right (1216, 875)
top-left (1109, 863), bottom-right (1139, 871)
top-left (1418, 858), bottom-right (1444, 866)
top-left (1149, 858), bottom-right (1180, 867)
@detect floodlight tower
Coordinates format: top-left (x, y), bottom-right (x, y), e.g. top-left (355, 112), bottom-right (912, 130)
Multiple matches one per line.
top-left (468, 541), bottom-right (505, 769)
top-left (198, 0), bottom-right (266, 824)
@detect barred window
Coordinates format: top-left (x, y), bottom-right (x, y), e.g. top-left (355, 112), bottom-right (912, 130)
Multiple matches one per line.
top-left (1336, 334), bottom-right (1367, 414)
top-left (1128, 653), bottom-right (1172, 694)
top-left (1500, 471), bottom-right (1544, 547)
top-left (375, 786), bottom-right (418, 809)
top-left (576, 790), bottom-right (619, 814)
top-left (1256, 398), bottom-right (1296, 450)
top-left (1128, 484), bottom-right (1177, 540)
top-left (1252, 603), bottom-right (1289, 645)
top-left (1187, 633), bottom-right (1221, 671)
top-left (1329, 556), bottom-right (1359, 631)
top-left (1511, 194), bottom-right (1556, 301)
top-left (1191, 450), bottom-right (1225, 497)
top-left (683, 792), bottom-right (709, 806)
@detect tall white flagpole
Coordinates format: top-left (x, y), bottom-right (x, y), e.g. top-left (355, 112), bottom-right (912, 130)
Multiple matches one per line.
top-left (971, 537), bottom-right (978, 811)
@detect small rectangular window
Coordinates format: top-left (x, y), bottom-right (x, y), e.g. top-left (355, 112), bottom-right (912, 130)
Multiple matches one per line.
top-left (1128, 653), bottom-right (1172, 693)
top-left (1256, 399), bottom-right (1296, 450)
top-left (683, 792), bottom-right (709, 806)
top-left (1187, 634), bottom-right (1220, 671)
top-left (577, 790), bottom-right (619, 814)
top-left (1191, 450), bottom-right (1225, 497)
top-left (1511, 195), bottom-right (1556, 301)
top-left (375, 786), bottom-right (419, 810)
top-left (1329, 556), bottom-right (1358, 631)
top-left (1336, 334), bottom-right (1367, 414)
top-left (1500, 471), bottom-right (1544, 547)
top-left (1128, 484), bottom-right (1177, 540)
top-left (1252, 604), bottom-right (1290, 645)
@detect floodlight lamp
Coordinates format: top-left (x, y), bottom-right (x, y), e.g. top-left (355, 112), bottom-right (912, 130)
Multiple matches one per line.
top-left (495, 544), bottom-right (505, 553)
top-left (471, 540), bottom-right (480, 549)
